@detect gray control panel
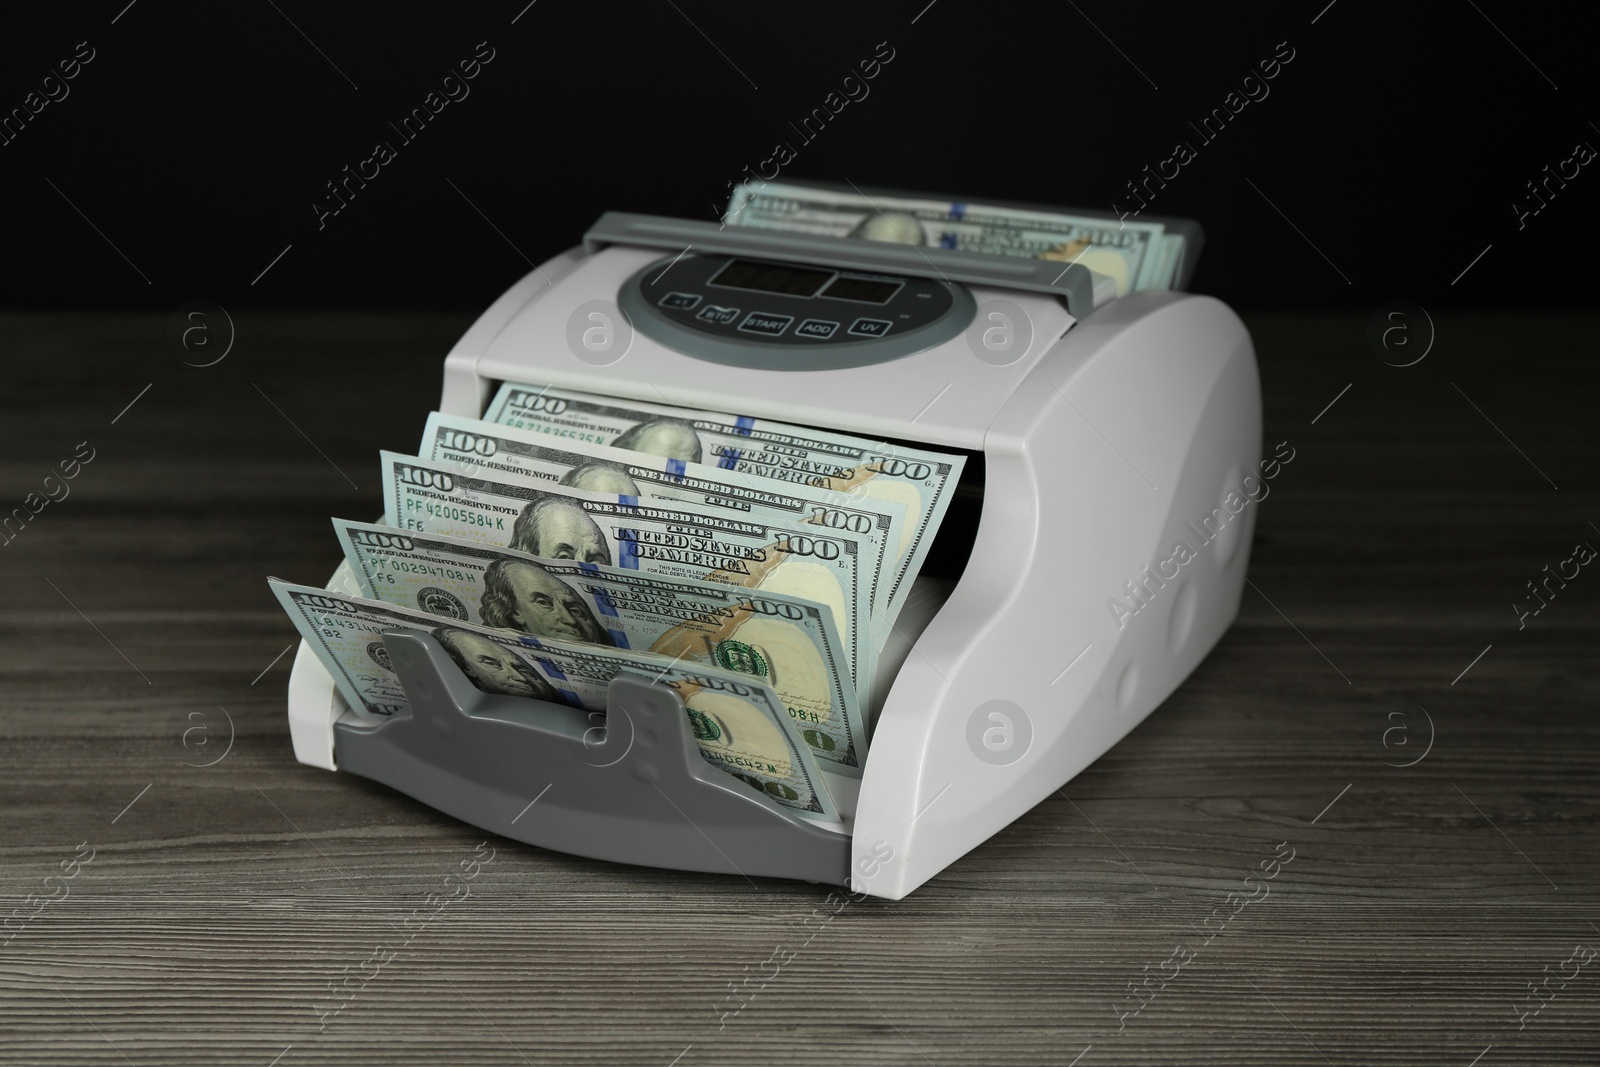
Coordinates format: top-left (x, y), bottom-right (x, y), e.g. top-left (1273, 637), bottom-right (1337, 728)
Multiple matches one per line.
top-left (620, 252), bottom-right (976, 372)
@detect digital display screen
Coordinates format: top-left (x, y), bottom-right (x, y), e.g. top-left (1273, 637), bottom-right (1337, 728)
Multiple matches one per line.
top-left (821, 275), bottom-right (903, 304)
top-left (709, 259), bottom-right (834, 298)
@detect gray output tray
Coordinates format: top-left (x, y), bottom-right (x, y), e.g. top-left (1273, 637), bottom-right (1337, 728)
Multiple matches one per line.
top-left (331, 630), bottom-right (852, 885)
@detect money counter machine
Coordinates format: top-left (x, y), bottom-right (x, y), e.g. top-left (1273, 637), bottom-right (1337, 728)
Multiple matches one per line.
top-left (285, 199), bottom-right (1260, 900)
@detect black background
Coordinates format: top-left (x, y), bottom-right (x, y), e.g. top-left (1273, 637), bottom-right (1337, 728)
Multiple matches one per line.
top-left (2, 0), bottom-right (1596, 314)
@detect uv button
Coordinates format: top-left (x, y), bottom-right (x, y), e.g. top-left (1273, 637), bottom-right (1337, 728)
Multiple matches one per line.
top-left (848, 318), bottom-right (893, 337)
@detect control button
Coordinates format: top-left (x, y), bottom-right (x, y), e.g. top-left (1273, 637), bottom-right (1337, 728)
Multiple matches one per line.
top-left (658, 291), bottom-right (701, 310)
top-left (737, 311), bottom-right (793, 337)
top-left (695, 304), bottom-right (741, 326)
top-left (795, 319), bottom-right (839, 340)
top-left (848, 317), bottom-right (893, 338)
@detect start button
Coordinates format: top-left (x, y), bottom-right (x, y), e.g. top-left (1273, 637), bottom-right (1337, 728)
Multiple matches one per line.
top-left (738, 312), bottom-right (793, 336)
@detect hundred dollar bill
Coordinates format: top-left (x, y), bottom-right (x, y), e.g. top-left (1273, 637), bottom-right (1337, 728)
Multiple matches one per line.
top-left (379, 451), bottom-right (876, 692)
top-left (333, 519), bottom-right (867, 771)
top-left (722, 179), bottom-right (1179, 295)
top-left (270, 578), bottom-right (838, 820)
top-left (419, 411), bottom-right (904, 629)
top-left (482, 383), bottom-right (965, 612)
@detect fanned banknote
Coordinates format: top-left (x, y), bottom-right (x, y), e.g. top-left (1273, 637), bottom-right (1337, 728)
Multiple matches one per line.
top-left (722, 180), bottom-right (1182, 296)
top-left (482, 383), bottom-right (964, 612)
top-left (270, 578), bottom-right (838, 820)
top-left (332, 519), bottom-right (867, 771)
top-left (379, 451), bottom-right (877, 692)
top-left (419, 411), bottom-right (904, 628)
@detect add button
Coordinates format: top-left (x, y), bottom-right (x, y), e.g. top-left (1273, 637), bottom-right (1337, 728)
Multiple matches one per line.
top-left (795, 319), bottom-right (839, 340)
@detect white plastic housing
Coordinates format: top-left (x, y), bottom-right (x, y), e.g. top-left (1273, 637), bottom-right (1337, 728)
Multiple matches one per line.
top-left (287, 239), bottom-right (1259, 899)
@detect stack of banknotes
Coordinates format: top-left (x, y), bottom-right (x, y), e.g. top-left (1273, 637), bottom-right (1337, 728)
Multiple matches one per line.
top-left (272, 382), bottom-right (966, 825)
top-left (724, 180), bottom-right (1190, 298)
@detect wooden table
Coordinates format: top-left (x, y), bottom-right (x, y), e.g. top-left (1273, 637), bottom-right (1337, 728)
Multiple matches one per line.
top-left (1, 311), bottom-right (1595, 1066)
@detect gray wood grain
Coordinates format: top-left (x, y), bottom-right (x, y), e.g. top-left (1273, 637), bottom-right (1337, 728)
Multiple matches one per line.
top-left (1, 312), bottom-right (1596, 1066)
